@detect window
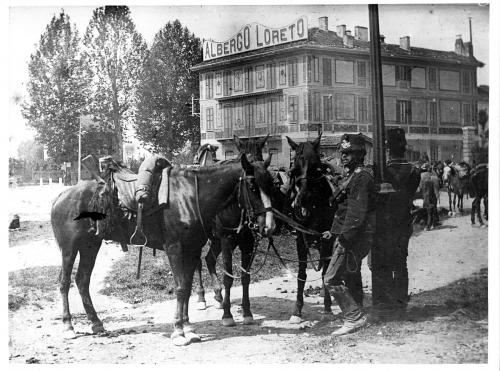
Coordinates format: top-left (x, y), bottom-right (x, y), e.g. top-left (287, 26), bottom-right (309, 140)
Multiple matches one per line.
top-left (205, 74), bottom-right (214, 99)
top-left (223, 71), bottom-right (232, 96)
top-left (223, 104), bottom-right (233, 130)
top-left (357, 61), bottom-right (367, 87)
top-left (440, 100), bottom-right (461, 125)
top-left (358, 97), bottom-right (368, 122)
top-left (396, 65), bottom-right (411, 88)
top-left (279, 95), bottom-right (286, 122)
top-left (234, 102), bottom-right (243, 129)
top-left (382, 64), bottom-right (396, 86)
top-left (397, 100), bottom-right (411, 124)
top-left (323, 96), bottom-right (333, 122)
top-left (233, 70), bottom-right (243, 92)
top-left (462, 103), bottom-right (472, 126)
top-left (244, 102), bottom-right (255, 130)
top-left (266, 63), bottom-right (276, 89)
top-left (335, 94), bottom-right (355, 120)
top-left (313, 92), bottom-right (321, 121)
top-left (206, 107), bottom-right (214, 130)
top-left (439, 70), bottom-right (460, 91)
top-left (288, 59), bottom-right (298, 86)
top-left (429, 68), bottom-right (437, 90)
top-left (279, 62), bottom-right (286, 85)
top-left (215, 73), bottom-right (222, 95)
top-left (313, 57), bottom-right (319, 82)
top-left (411, 99), bottom-right (427, 124)
top-left (323, 58), bottom-right (332, 86)
top-left (256, 65), bottom-right (265, 88)
top-left (288, 95), bottom-right (299, 123)
top-left (335, 60), bottom-right (354, 84)
top-left (256, 97), bottom-right (266, 126)
top-left (429, 101), bottom-right (438, 128)
top-left (462, 71), bottom-right (471, 94)
top-left (410, 67), bottom-right (426, 89)
top-left (267, 97), bottom-right (278, 124)
top-left (384, 96), bottom-right (397, 121)
top-left (244, 67), bottom-right (253, 93)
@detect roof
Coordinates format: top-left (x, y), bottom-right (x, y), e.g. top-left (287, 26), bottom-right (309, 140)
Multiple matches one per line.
top-left (192, 27), bottom-right (484, 71)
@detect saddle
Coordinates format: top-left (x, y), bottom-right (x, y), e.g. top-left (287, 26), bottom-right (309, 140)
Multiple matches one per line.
top-left (452, 163), bottom-right (470, 179)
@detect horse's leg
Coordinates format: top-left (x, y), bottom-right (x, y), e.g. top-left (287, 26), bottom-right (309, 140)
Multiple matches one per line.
top-left (321, 240), bottom-right (333, 314)
top-left (165, 241), bottom-right (190, 346)
top-left (239, 231), bottom-right (254, 325)
top-left (74, 238), bottom-right (105, 334)
top-left (484, 194), bottom-right (488, 221)
top-left (193, 258), bottom-right (207, 310)
top-left (182, 254), bottom-right (202, 343)
top-left (205, 237), bottom-right (223, 307)
top-left (221, 236), bottom-right (237, 327)
top-left (59, 241), bottom-right (79, 338)
top-left (476, 197), bottom-right (484, 226)
top-left (453, 193), bottom-right (457, 212)
top-left (425, 206), bottom-right (432, 230)
top-left (290, 233), bottom-right (308, 324)
top-left (448, 189), bottom-right (453, 214)
top-left (471, 197), bottom-right (477, 225)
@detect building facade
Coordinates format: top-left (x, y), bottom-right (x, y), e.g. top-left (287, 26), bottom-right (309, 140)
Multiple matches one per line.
top-left (192, 16), bottom-right (484, 168)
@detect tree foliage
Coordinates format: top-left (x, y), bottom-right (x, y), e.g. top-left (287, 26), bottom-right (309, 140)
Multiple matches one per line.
top-left (22, 11), bottom-right (86, 163)
top-left (82, 6), bottom-right (148, 160)
top-left (135, 20), bottom-right (202, 158)
top-left (17, 140), bottom-right (45, 170)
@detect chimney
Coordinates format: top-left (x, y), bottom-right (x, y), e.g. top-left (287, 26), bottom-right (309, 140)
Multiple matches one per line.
top-left (380, 35), bottom-right (386, 44)
top-left (355, 26), bottom-right (368, 41)
top-left (345, 30), bottom-right (352, 36)
top-left (343, 34), bottom-right (354, 48)
top-left (318, 16), bottom-right (328, 31)
top-left (463, 41), bottom-right (472, 57)
top-left (336, 24), bottom-right (346, 37)
top-left (455, 34), bottom-right (465, 55)
top-left (400, 36), bottom-right (410, 51)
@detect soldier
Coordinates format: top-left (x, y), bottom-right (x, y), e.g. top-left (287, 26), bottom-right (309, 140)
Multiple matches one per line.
top-left (322, 133), bottom-right (376, 336)
top-left (418, 162), bottom-right (441, 230)
top-left (371, 128), bottom-right (420, 320)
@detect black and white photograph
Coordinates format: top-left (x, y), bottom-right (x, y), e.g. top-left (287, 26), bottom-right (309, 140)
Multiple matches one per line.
top-left (5, 1), bottom-right (499, 365)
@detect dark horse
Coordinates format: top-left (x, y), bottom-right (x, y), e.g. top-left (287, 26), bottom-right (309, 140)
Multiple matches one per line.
top-left (285, 134), bottom-right (336, 323)
top-left (443, 162), bottom-right (470, 214)
top-left (51, 154), bottom-right (276, 346)
top-left (469, 163), bottom-right (488, 226)
top-left (192, 134), bottom-right (281, 328)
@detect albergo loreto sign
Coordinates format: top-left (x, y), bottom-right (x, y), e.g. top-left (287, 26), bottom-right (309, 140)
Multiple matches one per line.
top-left (203, 16), bottom-right (308, 61)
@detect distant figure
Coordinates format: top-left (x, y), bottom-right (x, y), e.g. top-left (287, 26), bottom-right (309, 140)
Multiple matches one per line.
top-left (9, 215), bottom-right (20, 230)
top-left (418, 163), bottom-right (439, 230)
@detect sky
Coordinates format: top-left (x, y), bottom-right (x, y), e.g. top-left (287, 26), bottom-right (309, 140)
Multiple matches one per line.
top-left (6, 3), bottom-right (492, 156)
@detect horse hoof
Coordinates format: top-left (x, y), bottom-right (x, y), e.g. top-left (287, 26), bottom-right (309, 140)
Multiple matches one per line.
top-left (243, 316), bottom-right (254, 325)
top-left (196, 301), bottom-right (207, 310)
top-left (289, 315), bottom-right (303, 324)
top-left (91, 323), bottom-right (105, 334)
top-left (222, 318), bottom-right (236, 327)
top-left (184, 331), bottom-right (201, 343)
top-left (172, 335), bottom-right (190, 346)
top-left (63, 329), bottom-right (77, 339)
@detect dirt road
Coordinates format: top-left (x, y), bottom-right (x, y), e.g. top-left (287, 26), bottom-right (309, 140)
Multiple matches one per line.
top-left (8, 186), bottom-right (489, 363)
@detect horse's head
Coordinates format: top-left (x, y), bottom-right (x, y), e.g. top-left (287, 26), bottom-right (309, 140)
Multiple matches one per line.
top-left (234, 134), bottom-right (269, 163)
top-left (239, 153), bottom-right (276, 237)
top-left (194, 143), bottom-right (219, 166)
top-left (286, 134), bottom-right (323, 220)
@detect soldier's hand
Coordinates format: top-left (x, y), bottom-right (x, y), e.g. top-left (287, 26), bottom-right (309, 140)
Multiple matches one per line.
top-left (322, 231), bottom-right (332, 240)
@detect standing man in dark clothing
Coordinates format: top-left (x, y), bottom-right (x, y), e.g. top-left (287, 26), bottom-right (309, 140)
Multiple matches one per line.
top-left (322, 133), bottom-right (376, 336)
top-left (371, 128), bottom-right (420, 320)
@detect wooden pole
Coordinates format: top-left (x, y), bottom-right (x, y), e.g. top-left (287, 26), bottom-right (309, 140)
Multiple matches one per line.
top-left (368, 4), bottom-right (386, 184)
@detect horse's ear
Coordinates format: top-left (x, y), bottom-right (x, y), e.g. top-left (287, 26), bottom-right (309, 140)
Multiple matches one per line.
top-left (264, 153), bottom-right (272, 169)
top-left (234, 135), bottom-right (243, 151)
top-left (259, 133), bottom-right (270, 148)
top-left (241, 153), bottom-right (252, 172)
top-left (286, 136), bottom-right (298, 151)
top-left (312, 133), bottom-right (322, 151)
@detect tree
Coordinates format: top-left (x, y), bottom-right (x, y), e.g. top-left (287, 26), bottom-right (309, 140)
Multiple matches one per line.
top-left (17, 140), bottom-right (45, 170)
top-left (134, 20), bottom-right (202, 158)
top-left (82, 6), bottom-right (148, 160)
top-left (22, 11), bottom-right (86, 163)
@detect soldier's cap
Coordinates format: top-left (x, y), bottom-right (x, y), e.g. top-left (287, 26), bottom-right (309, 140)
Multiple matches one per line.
top-left (340, 133), bottom-right (366, 155)
top-left (386, 128), bottom-right (407, 149)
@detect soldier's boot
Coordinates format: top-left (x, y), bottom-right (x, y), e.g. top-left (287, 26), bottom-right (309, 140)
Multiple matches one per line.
top-left (329, 286), bottom-right (367, 336)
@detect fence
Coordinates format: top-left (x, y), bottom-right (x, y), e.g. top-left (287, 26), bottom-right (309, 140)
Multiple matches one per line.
top-left (32, 170), bottom-right (92, 186)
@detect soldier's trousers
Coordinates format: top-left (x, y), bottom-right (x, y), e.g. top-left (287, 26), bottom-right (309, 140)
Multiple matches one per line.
top-left (372, 230), bottom-right (410, 309)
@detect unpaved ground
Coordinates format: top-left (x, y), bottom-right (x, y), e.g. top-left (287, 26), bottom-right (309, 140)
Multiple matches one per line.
top-left (8, 186), bottom-right (489, 363)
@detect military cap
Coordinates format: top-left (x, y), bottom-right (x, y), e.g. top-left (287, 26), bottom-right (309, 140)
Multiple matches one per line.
top-left (340, 133), bottom-right (366, 155)
top-left (386, 128), bottom-right (407, 150)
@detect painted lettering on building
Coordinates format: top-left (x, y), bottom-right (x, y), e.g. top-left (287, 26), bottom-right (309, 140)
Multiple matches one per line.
top-left (203, 17), bottom-right (308, 61)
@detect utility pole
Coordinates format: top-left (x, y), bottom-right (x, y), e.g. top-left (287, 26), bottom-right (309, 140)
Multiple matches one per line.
top-left (78, 117), bottom-right (82, 182)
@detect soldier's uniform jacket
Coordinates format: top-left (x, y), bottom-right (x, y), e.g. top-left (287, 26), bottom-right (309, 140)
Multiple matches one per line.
top-left (330, 165), bottom-right (376, 253)
top-left (380, 158), bottom-right (421, 231)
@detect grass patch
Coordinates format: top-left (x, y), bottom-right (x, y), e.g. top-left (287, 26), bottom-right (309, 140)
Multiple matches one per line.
top-left (8, 266), bottom-right (62, 311)
top-left (100, 233), bottom-right (303, 304)
top-left (9, 220), bottom-right (54, 247)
